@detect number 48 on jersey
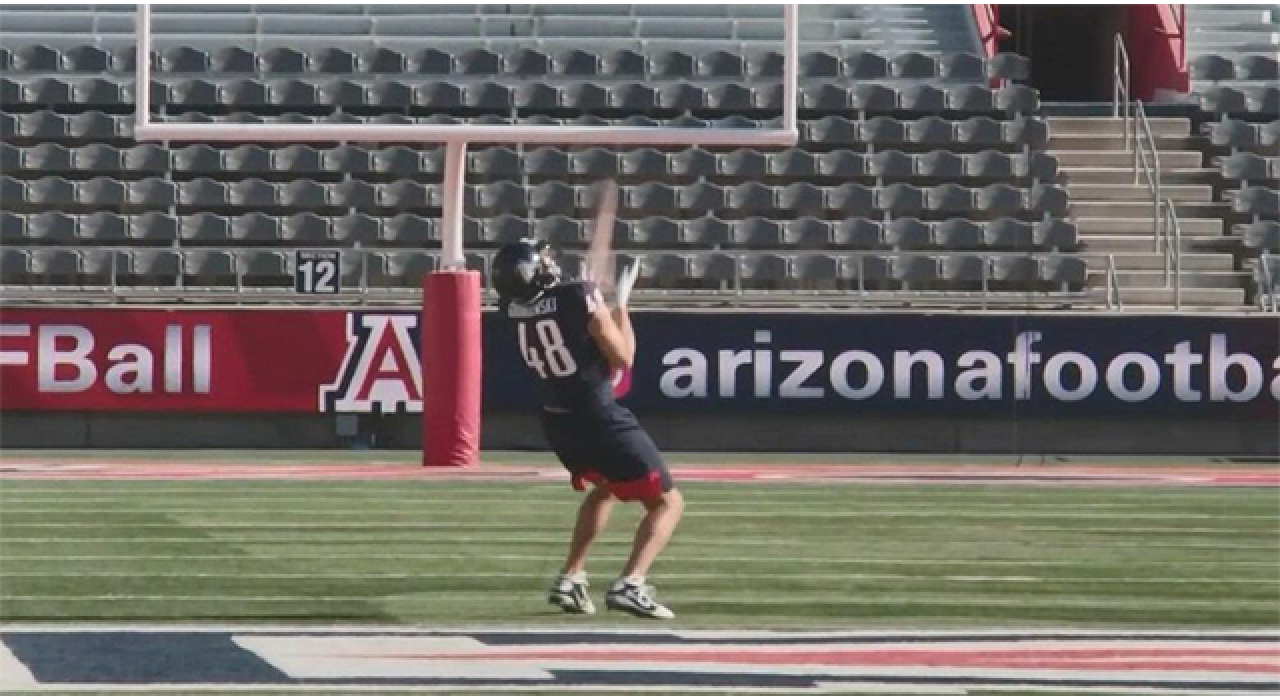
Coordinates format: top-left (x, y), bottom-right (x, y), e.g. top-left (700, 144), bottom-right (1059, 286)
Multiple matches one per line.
top-left (518, 319), bottom-right (578, 379)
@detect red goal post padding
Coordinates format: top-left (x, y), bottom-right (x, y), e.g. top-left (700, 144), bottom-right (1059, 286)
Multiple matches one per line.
top-left (421, 270), bottom-right (482, 467)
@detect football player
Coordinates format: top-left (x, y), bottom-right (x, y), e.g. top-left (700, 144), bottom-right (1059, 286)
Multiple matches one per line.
top-left (492, 239), bottom-right (682, 619)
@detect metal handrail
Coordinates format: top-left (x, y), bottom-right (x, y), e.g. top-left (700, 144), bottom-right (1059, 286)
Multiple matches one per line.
top-left (1106, 253), bottom-right (1123, 311)
top-left (1113, 34), bottom-right (1131, 151)
top-left (1259, 253), bottom-right (1277, 312)
top-left (1161, 198), bottom-right (1183, 310)
top-left (1132, 101), bottom-right (1163, 253)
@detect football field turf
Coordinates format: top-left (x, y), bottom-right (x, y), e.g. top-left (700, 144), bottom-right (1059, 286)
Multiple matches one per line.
top-left (2, 451), bottom-right (1277, 629)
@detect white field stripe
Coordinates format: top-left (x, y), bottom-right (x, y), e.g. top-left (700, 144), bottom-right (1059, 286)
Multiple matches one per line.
top-left (0, 642), bottom-right (38, 690)
top-left (2, 594), bottom-right (1275, 610)
top-left (4, 552), bottom-right (1276, 569)
top-left (3, 506), bottom-right (1274, 520)
top-left (4, 571), bottom-right (1277, 585)
top-left (2, 521), bottom-right (1269, 535)
top-left (3, 535), bottom-right (1272, 550)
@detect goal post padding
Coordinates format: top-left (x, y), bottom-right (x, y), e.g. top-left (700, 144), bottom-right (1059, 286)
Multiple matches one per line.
top-left (422, 270), bottom-right (483, 467)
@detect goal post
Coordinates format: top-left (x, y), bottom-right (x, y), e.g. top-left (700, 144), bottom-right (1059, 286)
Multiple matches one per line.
top-left (132, 3), bottom-right (800, 466)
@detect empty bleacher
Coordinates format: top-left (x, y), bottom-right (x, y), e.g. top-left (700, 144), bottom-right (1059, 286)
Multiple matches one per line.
top-left (3, 4), bottom-right (1082, 306)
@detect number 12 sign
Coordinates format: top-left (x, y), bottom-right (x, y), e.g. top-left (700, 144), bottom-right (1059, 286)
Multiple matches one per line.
top-left (295, 250), bottom-right (341, 295)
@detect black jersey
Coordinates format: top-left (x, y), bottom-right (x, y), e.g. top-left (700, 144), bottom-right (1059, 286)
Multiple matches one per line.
top-left (505, 281), bottom-right (614, 410)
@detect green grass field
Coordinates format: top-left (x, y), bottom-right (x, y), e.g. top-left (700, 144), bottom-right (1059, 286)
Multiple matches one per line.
top-left (2, 460), bottom-right (1277, 629)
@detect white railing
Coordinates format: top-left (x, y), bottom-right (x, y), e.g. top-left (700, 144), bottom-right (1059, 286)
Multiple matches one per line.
top-left (1258, 254), bottom-right (1277, 312)
top-left (1106, 253), bottom-right (1123, 311)
top-left (1160, 198), bottom-right (1183, 310)
top-left (1132, 101), bottom-right (1164, 255)
top-left (1113, 34), bottom-right (1131, 151)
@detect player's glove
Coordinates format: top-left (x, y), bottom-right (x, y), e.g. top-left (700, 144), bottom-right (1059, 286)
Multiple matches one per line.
top-left (614, 261), bottom-right (640, 309)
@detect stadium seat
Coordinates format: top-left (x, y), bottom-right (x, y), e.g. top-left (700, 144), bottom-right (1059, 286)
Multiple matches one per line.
top-left (26, 212), bottom-right (78, 244)
top-left (1, 249), bottom-right (32, 282)
top-left (886, 218), bottom-right (932, 249)
top-left (78, 177), bottom-right (127, 207)
top-left (991, 254), bottom-right (1040, 284)
top-left (627, 216), bottom-right (683, 246)
top-left (233, 213), bottom-right (283, 244)
top-left (1042, 255), bottom-right (1087, 287)
top-left (1241, 221), bottom-right (1280, 251)
top-left (30, 248), bottom-right (81, 278)
top-left (132, 212), bottom-right (180, 243)
top-left (936, 219), bottom-right (986, 249)
top-left (183, 250), bottom-right (237, 286)
top-left (22, 144), bottom-right (74, 172)
top-left (483, 214), bottom-right (534, 244)
top-left (123, 144), bottom-right (170, 173)
top-left (942, 253), bottom-right (989, 286)
top-left (381, 213), bottom-right (437, 246)
top-left (332, 213), bottom-right (380, 245)
top-left (130, 179), bottom-right (178, 208)
top-left (1233, 187), bottom-right (1280, 217)
top-left (1222, 153), bottom-right (1279, 181)
top-left (27, 177), bottom-right (77, 206)
top-left (891, 255), bottom-right (941, 287)
top-left (535, 215), bottom-right (584, 245)
top-left (182, 213), bottom-right (233, 244)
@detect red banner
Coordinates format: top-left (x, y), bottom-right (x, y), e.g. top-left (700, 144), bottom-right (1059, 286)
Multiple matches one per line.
top-left (0, 308), bottom-right (422, 413)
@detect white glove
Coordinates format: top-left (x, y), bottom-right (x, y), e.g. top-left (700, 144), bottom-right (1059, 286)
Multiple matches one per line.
top-left (614, 262), bottom-right (640, 309)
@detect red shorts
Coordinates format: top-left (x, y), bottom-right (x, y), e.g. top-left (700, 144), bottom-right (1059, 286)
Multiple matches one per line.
top-left (571, 469), bottom-right (668, 502)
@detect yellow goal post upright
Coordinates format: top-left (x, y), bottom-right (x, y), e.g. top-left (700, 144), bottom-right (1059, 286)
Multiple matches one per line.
top-left (132, 3), bottom-right (800, 466)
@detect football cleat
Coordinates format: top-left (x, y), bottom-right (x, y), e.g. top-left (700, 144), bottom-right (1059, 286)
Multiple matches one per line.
top-left (549, 575), bottom-right (595, 614)
top-left (606, 580), bottom-right (675, 619)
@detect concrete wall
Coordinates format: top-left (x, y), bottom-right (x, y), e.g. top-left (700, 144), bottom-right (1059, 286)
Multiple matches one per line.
top-left (3, 411), bottom-right (1276, 456)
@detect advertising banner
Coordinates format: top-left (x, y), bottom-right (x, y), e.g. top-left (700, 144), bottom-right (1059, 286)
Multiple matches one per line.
top-left (2, 307), bottom-right (1277, 420)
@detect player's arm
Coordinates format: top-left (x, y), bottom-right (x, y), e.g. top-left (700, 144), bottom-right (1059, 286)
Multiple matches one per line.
top-left (588, 305), bottom-right (634, 371)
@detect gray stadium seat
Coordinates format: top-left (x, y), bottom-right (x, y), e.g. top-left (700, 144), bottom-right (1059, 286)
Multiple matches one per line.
top-left (942, 254), bottom-right (989, 286)
top-left (232, 213), bottom-right (282, 244)
top-left (30, 249), bottom-right (81, 278)
top-left (524, 147), bottom-right (571, 176)
top-left (1238, 55), bottom-right (1280, 82)
top-left (282, 213), bottom-right (332, 244)
top-left (1, 212), bottom-right (26, 244)
top-left (626, 216), bottom-right (681, 246)
top-left (333, 180), bottom-right (377, 209)
top-left (325, 145), bottom-right (376, 174)
top-left (1, 249), bottom-right (32, 282)
top-left (78, 177), bottom-right (127, 207)
top-left (778, 182), bottom-right (825, 213)
top-left (182, 213), bottom-right (232, 243)
top-left (225, 145), bottom-right (273, 173)
top-left (231, 179), bottom-right (280, 208)
top-left (828, 183), bottom-right (876, 213)
top-left (1241, 221), bottom-right (1280, 251)
top-left (363, 47), bottom-right (408, 73)
top-left (977, 184), bottom-right (1025, 217)
top-left (132, 212), bottom-right (179, 243)
top-left (968, 150), bottom-right (1016, 179)
top-left (27, 177), bottom-right (77, 206)
top-left (902, 85), bottom-right (947, 112)
top-left (621, 148), bottom-right (668, 177)
top-left (733, 217), bottom-right (785, 247)
top-left (919, 150), bottom-right (966, 178)
top-left (669, 147), bottom-right (718, 177)
top-left (12, 44), bottom-right (61, 71)
top-left (794, 252), bottom-right (841, 281)
top-left (1031, 184), bottom-right (1069, 216)
top-left (332, 213), bottom-right (380, 245)
top-left (886, 219), bottom-right (932, 249)
top-left (1222, 152), bottom-right (1278, 181)
top-left (936, 219), bottom-right (986, 249)
top-left (991, 255), bottom-right (1040, 284)
top-left (625, 182), bottom-right (678, 212)
top-left (941, 52), bottom-right (985, 82)
top-left (819, 150), bottom-right (869, 178)
top-left (782, 217), bottom-right (833, 248)
top-left (484, 214), bottom-right (534, 244)
top-left (891, 255), bottom-right (941, 287)
top-left (739, 253), bottom-right (790, 284)
top-left (382, 213), bottom-right (437, 246)
top-left (238, 251), bottom-right (289, 284)
top-left (127, 250), bottom-right (182, 286)
top-left (859, 116), bottom-right (908, 145)
top-left (684, 217), bottom-right (732, 246)
top-left (878, 184), bottom-right (926, 214)
top-left (1042, 255), bottom-right (1087, 287)
top-left (832, 218), bottom-right (883, 249)
top-left (123, 144), bottom-right (170, 173)
top-left (1035, 219), bottom-right (1078, 250)
top-left (26, 212), bottom-right (78, 244)
top-left (892, 52), bottom-right (939, 79)
top-left (309, 48), bottom-right (358, 73)
top-left (23, 143), bottom-right (74, 171)
top-left (183, 250), bottom-right (237, 286)
top-left (1191, 54), bottom-right (1235, 82)
top-left (536, 215), bottom-right (585, 245)
top-left (76, 212), bottom-right (127, 244)
top-left (1233, 187), bottom-right (1280, 217)
top-left (726, 182), bottom-right (775, 211)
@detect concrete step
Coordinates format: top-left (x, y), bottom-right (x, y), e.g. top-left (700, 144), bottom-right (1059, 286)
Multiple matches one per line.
top-left (1052, 150), bottom-right (1204, 168)
top-left (1080, 234), bottom-right (1238, 253)
top-left (1047, 116), bottom-right (1192, 138)
top-left (1059, 167), bottom-right (1220, 184)
top-left (1071, 201), bottom-right (1230, 218)
top-left (1078, 251), bottom-right (1237, 271)
top-left (1048, 134), bottom-right (1203, 151)
top-left (1067, 184), bottom-right (1214, 202)
top-left (1076, 217), bottom-right (1223, 235)
top-left (1089, 270), bottom-right (1252, 289)
top-left (1089, 286), bottom-right (1248, 307)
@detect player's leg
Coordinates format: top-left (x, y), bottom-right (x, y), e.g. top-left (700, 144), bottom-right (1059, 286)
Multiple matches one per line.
top-left (621, 486), bottom-right (684, 580)
top-left (564, 483), bottom-right (615, 577)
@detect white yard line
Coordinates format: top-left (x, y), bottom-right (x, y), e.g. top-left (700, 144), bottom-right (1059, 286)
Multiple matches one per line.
top-left (3, 552), bottom-right (1275, 568)
top-left (3, 506), bottom-right (1273, 520)
top-left (2, 535), bottom-right (1272, 550)
top-left (2, 594), bottom-right (1275, 610)
top-left (3, 521), bottom-right (1270, 535)
top-left (3, 571), bottom-right (1276, 585)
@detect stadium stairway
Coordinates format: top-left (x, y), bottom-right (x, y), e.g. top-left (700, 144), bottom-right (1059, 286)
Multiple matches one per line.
top-left (1049, 116), bottom-right (1248, 308)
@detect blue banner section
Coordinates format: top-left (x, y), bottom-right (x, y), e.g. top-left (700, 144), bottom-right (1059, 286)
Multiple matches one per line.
top-left (484, 313), bottom-right (1280, 419)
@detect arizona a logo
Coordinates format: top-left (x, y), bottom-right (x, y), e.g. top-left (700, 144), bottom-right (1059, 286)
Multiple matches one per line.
top-left (320, 312), bottom-right (423, 413)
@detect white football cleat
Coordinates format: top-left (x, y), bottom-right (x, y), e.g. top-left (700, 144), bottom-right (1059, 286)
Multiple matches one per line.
top-left (549, 575), bottom-right (595, 614)
top-left (606, 579), bottom-right (675, 619)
